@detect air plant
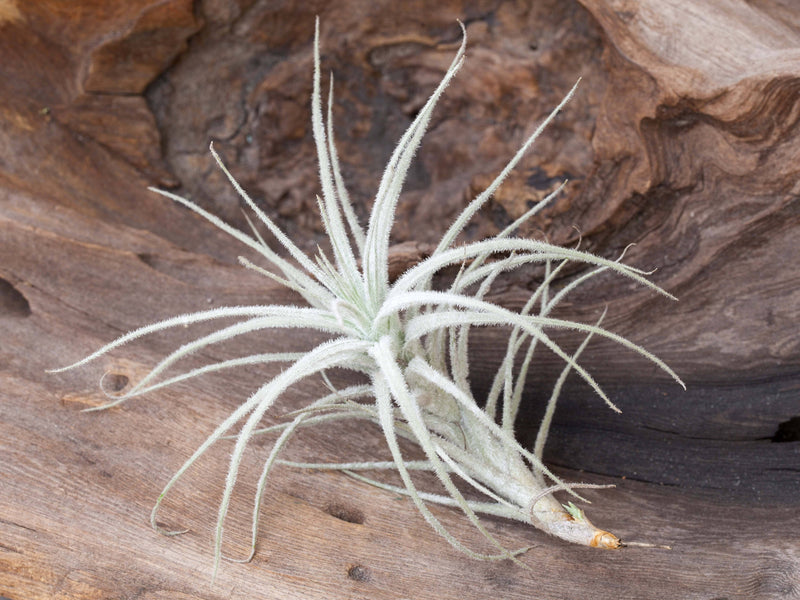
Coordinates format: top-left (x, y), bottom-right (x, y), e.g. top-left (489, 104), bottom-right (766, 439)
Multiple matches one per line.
top-left (53, 19), bottom-right (683, 572)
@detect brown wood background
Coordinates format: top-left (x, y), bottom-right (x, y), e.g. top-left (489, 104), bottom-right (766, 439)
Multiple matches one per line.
top-left (1, 0), bottom-right (799, 598)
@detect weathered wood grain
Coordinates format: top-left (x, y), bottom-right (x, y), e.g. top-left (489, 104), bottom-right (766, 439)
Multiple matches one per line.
top-left (1, 0), bottom-right (799, 598)
top-left (2, 201), bottom-right (799, 599)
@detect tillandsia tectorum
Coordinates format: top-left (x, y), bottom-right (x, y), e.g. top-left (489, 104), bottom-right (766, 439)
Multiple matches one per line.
top-left (52, 19), bottom-right (684, 572)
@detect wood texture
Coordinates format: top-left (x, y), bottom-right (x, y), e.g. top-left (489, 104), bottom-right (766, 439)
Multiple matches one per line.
top-left (1, 0), bottom-right (799, 598)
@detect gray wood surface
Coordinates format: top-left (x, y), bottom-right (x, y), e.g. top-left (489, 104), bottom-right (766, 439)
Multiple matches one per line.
top-left (2, 196), bottom-right (799, 599)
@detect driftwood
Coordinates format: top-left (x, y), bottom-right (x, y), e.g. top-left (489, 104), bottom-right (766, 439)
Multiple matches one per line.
top-left (1, 0), bottom-right (799, 598)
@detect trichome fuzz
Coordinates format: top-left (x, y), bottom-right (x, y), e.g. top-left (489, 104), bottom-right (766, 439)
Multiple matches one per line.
top-left (53, 19), bottom-right (683, 572)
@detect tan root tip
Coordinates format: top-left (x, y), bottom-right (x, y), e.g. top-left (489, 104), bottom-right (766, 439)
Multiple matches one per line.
top-left (590, 530), bottom-right (622, 549)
